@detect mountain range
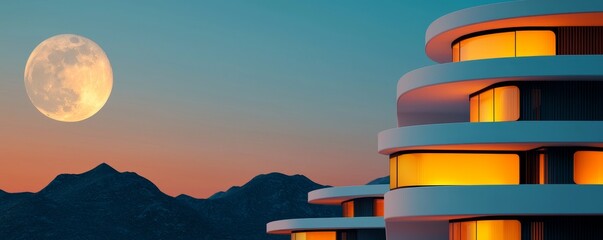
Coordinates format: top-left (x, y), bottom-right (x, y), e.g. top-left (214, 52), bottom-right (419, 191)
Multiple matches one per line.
top-left (0, 163), bottom-right (385, 240)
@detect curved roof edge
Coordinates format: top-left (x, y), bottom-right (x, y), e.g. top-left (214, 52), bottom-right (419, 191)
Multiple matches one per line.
top-left (308, 185), bottom-right (389, 205)
top-left (426, 0), bottom-right (603, 62)
top-left (267, 217), bottom-right (385, 234)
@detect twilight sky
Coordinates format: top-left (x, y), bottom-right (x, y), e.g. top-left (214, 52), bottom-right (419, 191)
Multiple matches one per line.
top-left (0, 0), bottom-right (503, 198)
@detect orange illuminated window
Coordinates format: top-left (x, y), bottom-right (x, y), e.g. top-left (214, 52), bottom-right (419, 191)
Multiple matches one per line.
top-left (342, 201), bottom-right (354, 217)
top-left (395, 153), bottom-right (519, 188)
top-left (292, 231), bottom-right (336, 240)
top-left (470, 95), bottom-right (479, 122)
top-left (493, 86), bottom-right (520, 121)
top-left (450, 220), bottom-right (521, 240)
top-left (470, 86), bottom-right (519, 122)
top-left (453, 42), bottom-right (460, 62)
top-left (373, 199), bottom-right (384, 216)
top-left (539, 153), bottom-right (546, 184)
top-left (390, 156), bottom-right (397, 189)
top-left (516, 30), bottom-right (556, 57)
top-left (461, 221), bottom-right (476, 240)
top-left (479, 89), bottom-right (494, 122)
top-left (574, 151), bottom-right (603, 184)
top-left (460, 32), bottom-right (515, 61)
top-left (453, 30), bottom-right (556, 62)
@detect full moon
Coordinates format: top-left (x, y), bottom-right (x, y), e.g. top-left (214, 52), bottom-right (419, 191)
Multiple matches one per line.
top-left (24, 34), bottom-right (113, 122)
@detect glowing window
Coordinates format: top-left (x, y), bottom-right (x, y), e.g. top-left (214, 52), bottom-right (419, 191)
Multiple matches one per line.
top-left (470, 86), bottom-right (519, 122)
top-left (479, 89), bottom-right (494, 122)
top-left (460, 32), bottom-right (515, 61)
top-left (373, 199), bottom-right (384, 217)
top-left (292, 232), bottom-right (337, 240)
top-left (493, 86), bottom-right (520, 121)
top-left (450, 220), bottom-right (520, 240)
top-left (539, 153), bottom-right (546, 184)
top-left (390, 156), bottom-right (397, 189)
top-left (516, 30), bottom-right (556, 57)
top-left (342, 201), bottom-right (354, 217)
top-left (470, 96), bottom-right (479, 122)
top-left (453, 30), bottom-right (556, 62)
top-left (574, 151), bottom-right (603, 184)
top-left (453, 42), bottom-right (460, 62)
top-left (394, 153), bottom-right (519, 188)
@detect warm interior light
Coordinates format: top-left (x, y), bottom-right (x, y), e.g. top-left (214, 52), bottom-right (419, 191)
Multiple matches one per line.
top-left (479, 89), bottom-right (494, 122)
top-left (460, 32), bottom-right (515, 61)
top-left (450, 220), bottom-right (520, 240)
top-left (470, 95), bottom-right (479, 122)
top-left (395, 153), bottom-right (520, 187)
top-left (453, 42), bottom-right (460, 62)
top-left (574, 151), bottom-right (603, 184)
top-left (342, 201), bottom-right (354, 217)
top-left (461, 221), bottom-right (476, 240)
top-left (539, 153), bottom-right (546, 184)
top-left (292, 232), bottom-right (337, 240)
top-left (516, 30), bottom-right (556, 57)
top-left (476, 220), bottom-right (521, 240)
top-left (470, 86), bottom-right (519, 122)
top-left (390, 156), bottom-right (398, 189)
top-left (493, 86), bottom-right (520, 121)
top-left (374, 199), bottom-right (384, 217)
top-left (450, 222), bottom-right (461, 240)
top-left (452, 29), bottom-right (556, 62)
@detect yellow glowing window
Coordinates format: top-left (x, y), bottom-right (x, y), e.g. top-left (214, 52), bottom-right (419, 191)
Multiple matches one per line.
top-left (292, 231), bottom-right (337, 240)
top-left (493, 86), bottom-right (519, 121)
top-left (342, 201), bottom-right (354, 217)
top-left (390, 156), bottom-right (398, 189)
top-left (452, 30), bottom-right (556, 62)
top-left (574, 151), bottom-right (603, 184)
top-left (374, 199), bottom-right (384, 216)
top-left (469, 95), bottom-right (479, 122)
top-left (395, 153), bottom-right (519, 187)
top-left (460, 32), bottom-right (515, 61)
top-left (470, 86), bottom-right (519, 122)
top-left (516, 30), bottom-right (556, 57)
top-left (449, 220), bottom-right (520, 240)
top-left (478, 89), bottom-right (494, 122)
top-left (453, 42), bottom-right (460, 62)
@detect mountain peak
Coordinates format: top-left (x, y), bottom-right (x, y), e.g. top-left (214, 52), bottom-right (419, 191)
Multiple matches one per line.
top-left (88, 163), bottom-right (118, 175)
top-left (367, 176), bottom-right (389, 185)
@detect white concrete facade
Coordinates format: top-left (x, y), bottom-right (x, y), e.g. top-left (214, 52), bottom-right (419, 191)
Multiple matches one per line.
top-left (380, 0), bottom-right (603, 239)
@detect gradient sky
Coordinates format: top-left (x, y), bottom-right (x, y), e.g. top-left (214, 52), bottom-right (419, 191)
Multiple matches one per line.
top-left (0, 0), bottom-right (504, 198)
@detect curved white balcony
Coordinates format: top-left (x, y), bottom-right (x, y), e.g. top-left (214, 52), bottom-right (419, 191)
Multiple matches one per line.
top-left (396, 55), bottom-right (603, 126)
top-left (308, 185), bottom-right (388, 205)
top-left (425, 0), bottom-right (603, 62)
top-left (385, 185), bottom-right (603, 221)
top-left (267, 217), bottom-right (385, 234)
top-left (378, 121), bottom-right (603, 154)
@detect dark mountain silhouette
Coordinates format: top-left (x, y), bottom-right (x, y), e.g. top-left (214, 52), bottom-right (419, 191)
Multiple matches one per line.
top-left (177, 172), bottom-right (340, 239)
top-left (0, 164), bottom-right (339, 240)
top-left (367, 176), bottom-right (389, 185)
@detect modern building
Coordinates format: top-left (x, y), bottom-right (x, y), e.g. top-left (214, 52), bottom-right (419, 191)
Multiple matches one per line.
top-left (378, 0), bottom-right (603, 239)
top-left (267, 184), bottom-right (388, 240)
